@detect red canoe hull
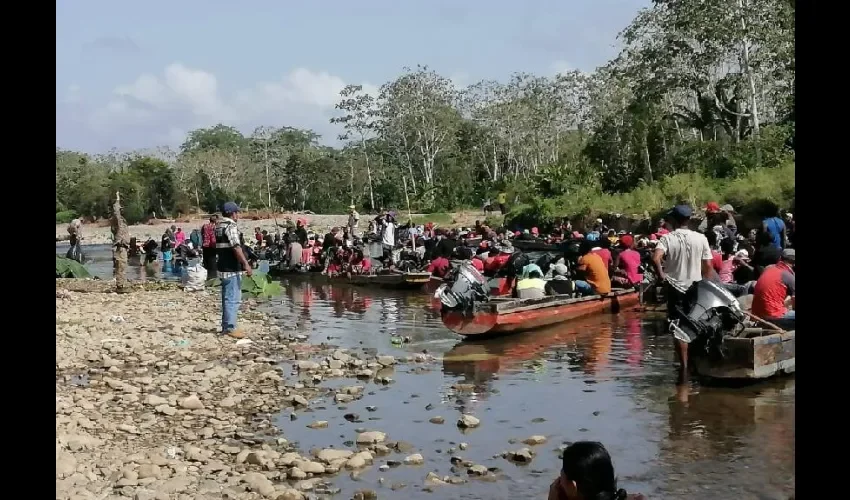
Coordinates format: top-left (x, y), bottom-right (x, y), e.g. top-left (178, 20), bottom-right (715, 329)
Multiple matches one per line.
top-left (442, 290), bottom-right (641, 336)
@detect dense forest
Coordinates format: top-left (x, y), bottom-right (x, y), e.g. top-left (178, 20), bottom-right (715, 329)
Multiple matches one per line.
top-left (56, 0), bottom-right (795, 225)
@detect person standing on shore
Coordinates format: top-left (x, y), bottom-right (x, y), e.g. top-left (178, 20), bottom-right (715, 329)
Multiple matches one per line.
top-left (497, 191), bottom-right (507, 215)
top-left (66, 217), bottom-right (85, 262)
top-left (216, 203), bottom-right (252, 339)
top-left (201, 215), bottom-right (218, 278)
top-left (348, 205), bottom-right (360, 239)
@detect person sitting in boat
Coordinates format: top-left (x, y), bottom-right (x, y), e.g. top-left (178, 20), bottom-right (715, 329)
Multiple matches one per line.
top-left (611, 235), bottom-right (642, 288)
top-left (348, 247), bottom-right (372, 275)
top-left (484, 243), bottom-right (513, 274)
top-left (548, 441), bottom-right (645, 500)
top-left (751, 248), bottom-right (795, 330)
top-left (574, 240), bottom-right (612, 296)
top-left (515, 264), bottom-right (547, 299)
top-left (426, 249), bottom-right (452, 279)
top-left (546, 260), bottom-right (575, 295)
top-left (592, 237), bottom-right (614, 275)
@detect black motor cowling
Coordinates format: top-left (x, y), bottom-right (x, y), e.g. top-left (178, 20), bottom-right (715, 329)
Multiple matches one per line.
top-left (668, 279), bottom-right (746, 360)
top-left (437, 262), bottom-right (489, 311)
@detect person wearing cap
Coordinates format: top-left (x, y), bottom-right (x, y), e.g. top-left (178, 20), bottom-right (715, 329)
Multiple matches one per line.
top-left (348, 205), bottom-right (360, 239)
top-left (751, 249), bottom-right (795, 327)
top-left (652, 204), bottom-right (714, 377)
top-left (612, 235), bottom-right (642, 287)
top-left (215, 202), bottom-right (253, 339)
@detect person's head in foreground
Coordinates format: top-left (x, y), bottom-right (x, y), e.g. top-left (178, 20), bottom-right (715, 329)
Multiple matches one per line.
top-left (663, 204), bottom-right (692, 230)
top-left (552, 441), bottom-right (635, 500)
top-left (222, 202), bottom-right (240, 220)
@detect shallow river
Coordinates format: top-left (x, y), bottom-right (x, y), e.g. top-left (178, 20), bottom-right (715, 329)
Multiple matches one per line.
top-left (61, 244), bottom-right (795, 499)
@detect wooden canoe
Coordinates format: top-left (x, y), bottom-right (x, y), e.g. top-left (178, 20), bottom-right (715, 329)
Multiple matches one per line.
top-left (510, 239), bottom-right (562, 252)
top-left (345, 271), bottom-right (432, 289)
top-left (272, 267), bottom-right (432, 290)
top-left (692, 328), bottom-right (795, 380)
top-left (441, 288), bottom-right (640, 337)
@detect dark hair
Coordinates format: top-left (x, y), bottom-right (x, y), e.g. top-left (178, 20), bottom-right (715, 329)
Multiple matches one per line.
top-left (755, 230), bottom-right (772, 247)
top-left (561, 441), bottom-right (627, 500)
top-left (720, 238), bottom-right (735, 256)
top-left (704, 229), bottom-right (718, 248)
top-left (599, 237), bottom-right (611, 250)
top-left (579, 240), bottom-right (593, 255)
top-left (528, 270), bottom-right (543, 279)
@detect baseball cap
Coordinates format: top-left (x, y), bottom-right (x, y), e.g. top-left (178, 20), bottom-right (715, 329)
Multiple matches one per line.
top-left (720, 204), bottom-right (735, 213)
top-left (705, 202), bottom-right (721, 213)
top-left (782, 248), bottom-right (795, 262)
top-left (666, 205), bottom-right (693, 220)
top-left (620, 234), bottom-right (634, 247)
top-left (222, 202), bottom-right (240, 214)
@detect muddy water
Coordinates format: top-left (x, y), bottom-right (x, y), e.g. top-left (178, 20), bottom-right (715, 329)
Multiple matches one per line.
top-left (66, 247), bottom-right (794, 499)
top-left (264, 278), bottom-right (795, 500)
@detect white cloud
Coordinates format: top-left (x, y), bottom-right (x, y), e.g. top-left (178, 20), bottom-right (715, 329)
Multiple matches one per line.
top-left (83, 63), bottom-right (378, 149)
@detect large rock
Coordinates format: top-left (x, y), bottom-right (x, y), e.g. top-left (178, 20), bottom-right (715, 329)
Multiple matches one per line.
top-left (404, 453), bottom-right (424, 465)
top-left (457, 414), bottom-right (480, 428)
top-left (294, 460), bottom-right (325, 474)
top-left (376, 355), bottom-right (396, 366)
top-left (522, 435), bottom-right (547, 445)
top-left (316, 448), bottom-right (353, 463)
top-left (297, 360), bottom-right (320, 371)
top-left (179, 394), bottom-right (204, 410)
top-left (356, 431), bottom-right (387, 444)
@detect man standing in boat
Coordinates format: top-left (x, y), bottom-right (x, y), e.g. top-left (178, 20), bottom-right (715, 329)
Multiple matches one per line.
top-left (651, 205), bottom-right (714, 382)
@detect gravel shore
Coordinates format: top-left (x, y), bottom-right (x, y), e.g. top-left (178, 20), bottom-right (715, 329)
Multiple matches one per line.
top-left (55, 280), bottom-right (462, 500)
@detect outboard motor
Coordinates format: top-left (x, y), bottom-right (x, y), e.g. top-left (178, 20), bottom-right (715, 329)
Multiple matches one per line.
top-left (436, 262), bottom-right (489, 311)
top-left (668, 279), bottom-right (747, 360)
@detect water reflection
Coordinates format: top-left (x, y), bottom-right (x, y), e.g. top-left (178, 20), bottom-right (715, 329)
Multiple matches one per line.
top-left (61, 255), bottom-right (793, 499)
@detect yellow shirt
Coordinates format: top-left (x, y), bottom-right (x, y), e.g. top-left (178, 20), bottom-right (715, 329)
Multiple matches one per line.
top-left (497, 192), bottom-right (506, 204)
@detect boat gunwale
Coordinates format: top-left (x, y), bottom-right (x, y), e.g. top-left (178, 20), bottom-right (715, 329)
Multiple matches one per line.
top-left (474, 288), bottom-right (638, 315)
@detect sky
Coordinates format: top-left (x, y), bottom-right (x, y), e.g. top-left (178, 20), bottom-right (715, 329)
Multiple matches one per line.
top-left (56, 0), bottom-right (649, 153)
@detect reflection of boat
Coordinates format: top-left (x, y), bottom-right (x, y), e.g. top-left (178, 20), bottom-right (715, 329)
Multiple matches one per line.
top-left (441, 289), bottom-right (640, 336)
top-left (272, 269), bottom-right (431, 290)
top-left (692, 329), bottom-right (795, 380)
top-left (666, 380), bottom-right (795, 459)
top-left (442, 314), bottom-right (622, 380)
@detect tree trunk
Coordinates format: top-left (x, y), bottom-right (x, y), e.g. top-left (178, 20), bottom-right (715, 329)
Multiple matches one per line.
top-left (642, 132), bottom-right (654, 184)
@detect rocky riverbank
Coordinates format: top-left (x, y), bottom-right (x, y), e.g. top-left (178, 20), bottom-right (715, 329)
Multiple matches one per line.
top-left (56, 280), bottom-right (506, 500)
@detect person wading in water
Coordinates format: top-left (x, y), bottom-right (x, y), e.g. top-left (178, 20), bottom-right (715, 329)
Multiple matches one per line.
top-left (215, 202), bottom-right (252, 339)
top-left (651, 205), bottom-right (714, 382)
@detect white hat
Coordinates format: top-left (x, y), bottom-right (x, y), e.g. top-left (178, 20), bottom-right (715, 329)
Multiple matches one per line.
top-left (595, 218), bottom-right (603, 224)
top-left (734, 249), bottom-right (750, 261)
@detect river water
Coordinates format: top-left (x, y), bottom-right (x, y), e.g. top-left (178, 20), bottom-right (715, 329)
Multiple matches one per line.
top-left (60, 244), bottom-right (795, 499)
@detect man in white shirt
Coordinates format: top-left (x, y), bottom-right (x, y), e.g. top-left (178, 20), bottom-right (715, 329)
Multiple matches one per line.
top-left (382, 214), bottom-right (396, 266)
top-left (652, 204), bottom-right (714, 380)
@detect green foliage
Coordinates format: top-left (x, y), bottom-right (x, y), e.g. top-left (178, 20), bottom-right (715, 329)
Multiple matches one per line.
top-left (56, 0), bottom-right (793, 221)
top-left (205, 272), bottom-right (283, 299)
top-left (411, 212), bottom-right (453, 226)
top-left (56, 210), bottom-right (77, 224)
top-left (56, 256), bottom-right (91, 279)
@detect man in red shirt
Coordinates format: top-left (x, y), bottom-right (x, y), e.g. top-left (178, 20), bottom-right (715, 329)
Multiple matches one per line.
top-left (426, 254), bottom-right (451, 278)
top-left (751, 249), bottom-right (795, 325)
top-left (201, 215), bottom-right (218, 278)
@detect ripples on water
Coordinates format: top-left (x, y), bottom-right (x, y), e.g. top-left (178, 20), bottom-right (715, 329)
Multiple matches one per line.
top-left (66, 245), bottom-right (794, 499)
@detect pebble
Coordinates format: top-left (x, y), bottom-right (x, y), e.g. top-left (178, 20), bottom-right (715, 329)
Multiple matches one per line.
top-left (523, 435), bottom-right (548, 445)
top-left (429, 416), bottom-right (445, 424)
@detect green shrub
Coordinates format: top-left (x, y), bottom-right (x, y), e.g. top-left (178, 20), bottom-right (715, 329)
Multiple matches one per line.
top-left (411, 212), bottom-right (454, 226)
top-left (56, 210), bottom-right (78, 224)
top-left (56, 256), bottom-right (91, 278)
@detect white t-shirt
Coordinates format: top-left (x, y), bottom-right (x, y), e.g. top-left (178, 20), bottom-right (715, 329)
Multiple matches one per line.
top-left (382, 222), bottom-right (396, 247)
top-left (656, 228), bottom-right (713, 290)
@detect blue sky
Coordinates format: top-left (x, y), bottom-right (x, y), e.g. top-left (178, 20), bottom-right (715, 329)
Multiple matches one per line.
top-left (56, 0), bottom-right (648, 153)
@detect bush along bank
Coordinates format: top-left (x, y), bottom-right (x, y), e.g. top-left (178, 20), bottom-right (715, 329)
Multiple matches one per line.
top-left (504, 163), bottom-right (795, 234)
